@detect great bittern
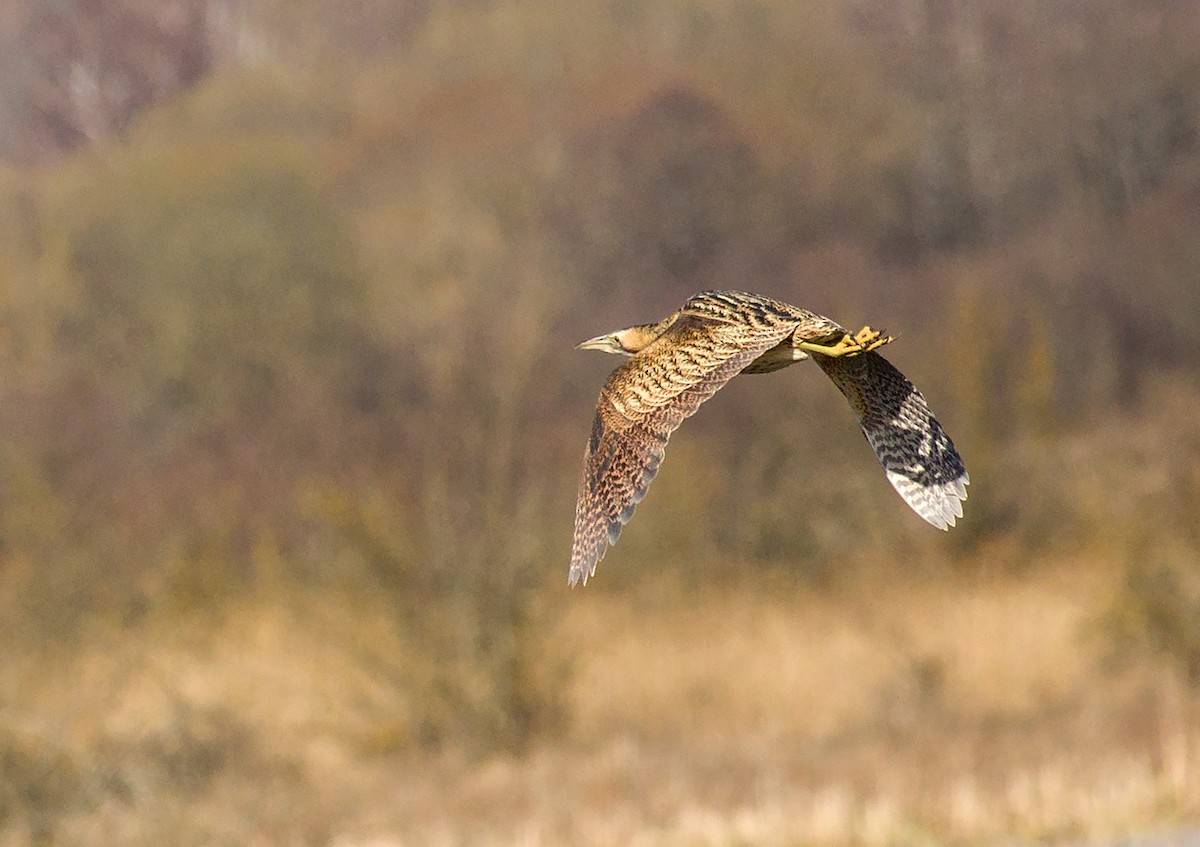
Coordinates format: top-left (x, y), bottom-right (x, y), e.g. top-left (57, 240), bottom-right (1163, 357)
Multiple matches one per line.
top-left (569, 290), bottom-right (968, 586)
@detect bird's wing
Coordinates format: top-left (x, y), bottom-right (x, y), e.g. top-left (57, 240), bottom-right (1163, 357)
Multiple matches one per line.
top-left (569, 315), bottom-right (793, 585)
top-left (813, 351), bottom-right (968, 529)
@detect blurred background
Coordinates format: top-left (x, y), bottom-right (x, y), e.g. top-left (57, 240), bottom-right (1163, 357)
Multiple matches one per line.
top-left (1, 0), bottom-right (1199, 844)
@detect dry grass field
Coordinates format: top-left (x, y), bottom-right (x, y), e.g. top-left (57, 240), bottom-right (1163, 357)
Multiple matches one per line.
top-left (4, 558), bottom-right (1198, 846)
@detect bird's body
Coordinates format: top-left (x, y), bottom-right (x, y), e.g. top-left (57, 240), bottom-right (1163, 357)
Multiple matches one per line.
top-left (570, 290), bottom-right (968, 586)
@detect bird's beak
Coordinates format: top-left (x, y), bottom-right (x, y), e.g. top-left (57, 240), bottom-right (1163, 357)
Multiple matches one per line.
top-left (576, 333), bottom-right (617, 352)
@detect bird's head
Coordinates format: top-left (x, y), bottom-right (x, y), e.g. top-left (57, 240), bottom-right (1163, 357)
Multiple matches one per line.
top-left (575, 329), bottom-right (636, 356)
top-left (576, 313), bottom-right (678, 356)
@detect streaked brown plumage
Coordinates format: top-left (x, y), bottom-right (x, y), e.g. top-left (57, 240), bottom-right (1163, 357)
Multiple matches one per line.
top-left (570, 290), bottom-right (968, 586)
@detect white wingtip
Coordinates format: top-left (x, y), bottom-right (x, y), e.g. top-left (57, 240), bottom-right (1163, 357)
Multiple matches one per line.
top-left (886, 470), bottom-right (970, 530)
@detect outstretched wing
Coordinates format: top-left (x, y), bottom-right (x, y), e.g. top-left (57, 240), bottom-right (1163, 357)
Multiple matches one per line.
top-left (569, 315), bottom-right (793, 585)
top-left (814, 351), bottom-right (968, 529)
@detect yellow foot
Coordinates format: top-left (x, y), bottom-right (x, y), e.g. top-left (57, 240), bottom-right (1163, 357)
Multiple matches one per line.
top-left (852, 325), bottom-right (895, 352)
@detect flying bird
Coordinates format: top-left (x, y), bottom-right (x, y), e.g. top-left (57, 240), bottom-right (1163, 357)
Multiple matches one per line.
top-left (569, 290), bottom-right (968, 585)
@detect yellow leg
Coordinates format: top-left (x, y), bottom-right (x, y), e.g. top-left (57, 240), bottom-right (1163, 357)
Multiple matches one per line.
top-left (797, 335), bottom-right (860, 358)
top-left (798, 326), bottom-right (894, 358)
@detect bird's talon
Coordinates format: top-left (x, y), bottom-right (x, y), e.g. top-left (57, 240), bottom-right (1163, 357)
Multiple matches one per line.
top-left (864, 332), bottom-right (893, 352)
top-left (856, 326), bottom-right (884, 346)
